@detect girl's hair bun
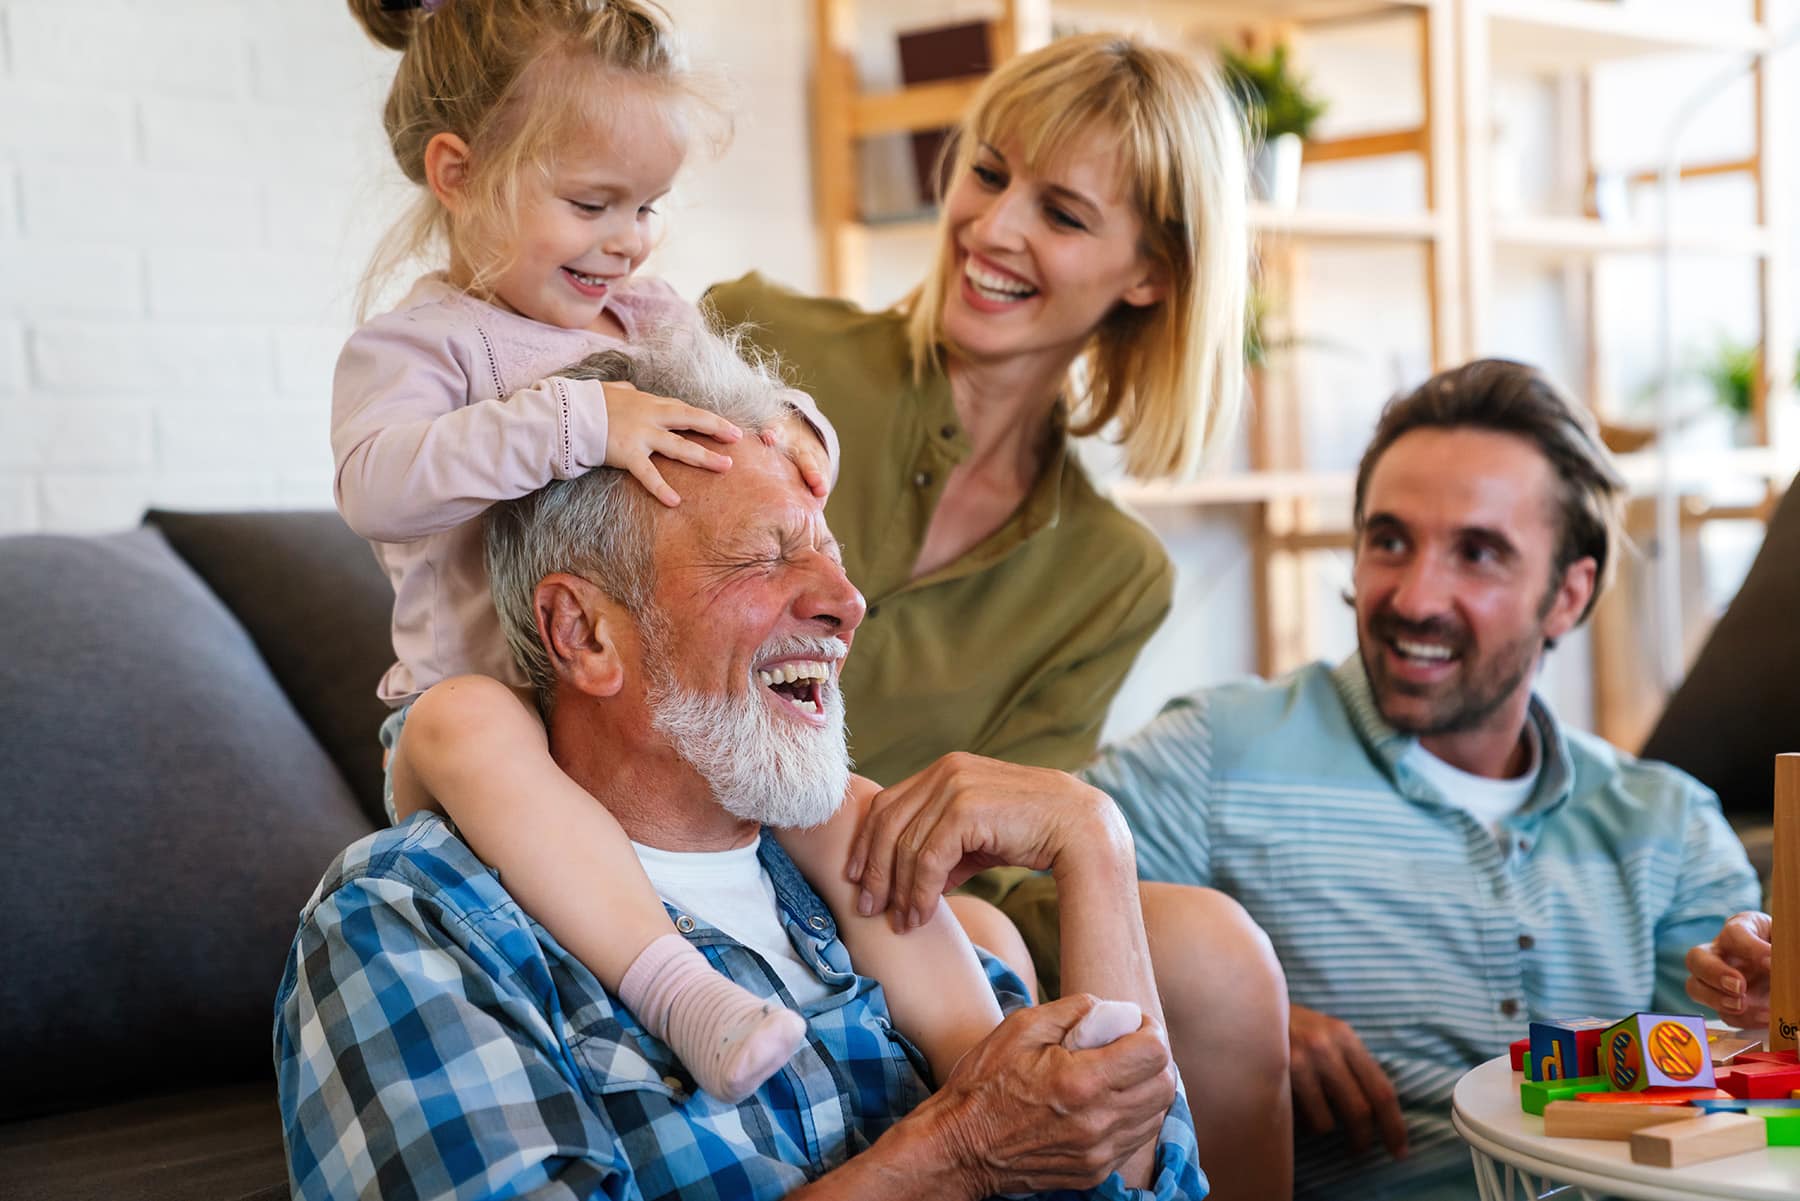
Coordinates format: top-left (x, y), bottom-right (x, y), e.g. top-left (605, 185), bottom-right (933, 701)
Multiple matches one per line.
top-left (349, 0), bottom-right (418, 53)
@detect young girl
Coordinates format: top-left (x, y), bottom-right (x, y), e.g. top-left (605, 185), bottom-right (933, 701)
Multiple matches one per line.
top-left (337, 0), bottom-right (1015, 1105)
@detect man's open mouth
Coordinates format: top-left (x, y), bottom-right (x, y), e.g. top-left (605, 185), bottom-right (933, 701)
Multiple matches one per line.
top-left (757, 659), bottom-right (831, 715)
top-left (1389, 637), bottom-right (1457, 665)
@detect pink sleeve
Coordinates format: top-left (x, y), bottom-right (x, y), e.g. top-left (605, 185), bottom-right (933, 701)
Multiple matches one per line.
top-left (330, 309), bottom-right (612, 544)
top-left (622, 277), bottom-right (841, 487)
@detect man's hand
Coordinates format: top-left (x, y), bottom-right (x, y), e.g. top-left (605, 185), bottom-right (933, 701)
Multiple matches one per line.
top-left (845, 753), bottom-right (1129, 930)
top-left (1289, 1002), bottom-right (1407, 1160)
top-left (1686, 911), bottom-right (1775, 1026)
top-left (931, 994), bottom-right (1176, 1196)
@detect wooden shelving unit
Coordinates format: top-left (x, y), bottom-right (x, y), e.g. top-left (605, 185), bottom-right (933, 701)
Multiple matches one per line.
top-left (809, 0), bottom-right (1795, 744)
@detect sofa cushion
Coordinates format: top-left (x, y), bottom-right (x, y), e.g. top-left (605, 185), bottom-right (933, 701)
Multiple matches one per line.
top-left (1642, 474), bottom-right (1800, 819)
top-left (0, 528), bottom-right (375, 1121)
top-left (145, 510), bottom-right (394, 827)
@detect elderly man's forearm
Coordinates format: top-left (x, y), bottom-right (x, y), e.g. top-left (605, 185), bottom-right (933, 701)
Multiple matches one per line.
top-left (782, 1101), bottom-right (985, 1201)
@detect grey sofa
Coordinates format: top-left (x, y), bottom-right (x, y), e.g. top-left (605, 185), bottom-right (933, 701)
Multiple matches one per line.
top-left (0, 511), bottom-right (393, 1200)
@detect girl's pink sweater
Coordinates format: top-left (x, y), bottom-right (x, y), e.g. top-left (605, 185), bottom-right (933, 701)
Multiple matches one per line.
top-left (331, 273), bottom-right (839, 704)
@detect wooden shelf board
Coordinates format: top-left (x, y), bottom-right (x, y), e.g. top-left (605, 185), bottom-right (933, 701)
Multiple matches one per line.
top-left (1485, 1), bottom-right (1770, 74)
top-left (1494, 216), bottom-right (1773, 259)
top-left (1111, 449), bottom-right (1794, 510)
top-left (1067, 0), bottom-right (1429, 27)
top-left (1251, 205), bottom-right (1443, 243)
top-left (851, 78), bottom-right (983, 138)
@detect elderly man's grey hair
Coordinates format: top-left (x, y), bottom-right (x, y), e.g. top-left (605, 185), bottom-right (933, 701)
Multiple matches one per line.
top-left (485, 321), bottom-right (797, 708)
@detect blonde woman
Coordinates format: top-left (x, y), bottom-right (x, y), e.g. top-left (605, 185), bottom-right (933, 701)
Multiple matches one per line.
top-left (709, 33), bottom-right (1293, 1200)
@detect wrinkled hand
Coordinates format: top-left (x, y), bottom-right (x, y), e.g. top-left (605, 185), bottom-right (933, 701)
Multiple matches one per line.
top-left (761, 408), bottom-right (830, 498)
top-left (598, 379), bottom-right (742, 506)
top-left (927, 994), bottom-right (1175, 1197)
top-left (1289, 1003), bottom-right (1407, 1160)
top-left (1686, 911), bottom-right (1774, 1027)
top-left (845, 752), bottom-right (1125, 931)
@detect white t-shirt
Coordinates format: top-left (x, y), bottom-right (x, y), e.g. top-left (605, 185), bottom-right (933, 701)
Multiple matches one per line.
top-left (1403, 721), bottom-right (1541, 843)
top-left (631, 836), bottom-right (834, 1010)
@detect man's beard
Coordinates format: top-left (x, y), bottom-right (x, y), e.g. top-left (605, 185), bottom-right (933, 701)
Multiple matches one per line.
top-left (644, 626), bottom-right (851, 830)
top-left (1360, 607), bottom-right (1543, 737)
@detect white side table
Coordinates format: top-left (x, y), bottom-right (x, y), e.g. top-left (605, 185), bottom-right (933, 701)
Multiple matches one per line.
top-left (1451, 1055), bottom-right (1800, 1201)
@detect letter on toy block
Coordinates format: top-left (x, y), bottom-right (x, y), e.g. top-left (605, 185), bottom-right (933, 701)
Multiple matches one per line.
top-left (1599, 1013), bottom-right (1715, 1091)
top-left (1629, 1112), bottom-right (1767, 1167)
top-left (1771, 756), bottom-right (1798, 1051)
top-left (1529, 1017), bottom-right (1609, 1081)
top-left (1540, 1100), bottom-right (1699, 1140)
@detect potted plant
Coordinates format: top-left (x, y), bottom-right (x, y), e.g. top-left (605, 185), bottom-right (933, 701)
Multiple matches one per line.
top-left (1221, 43), bottom-right (1328, 209)
top-left (1696, 338), bottom-right (1798, 443)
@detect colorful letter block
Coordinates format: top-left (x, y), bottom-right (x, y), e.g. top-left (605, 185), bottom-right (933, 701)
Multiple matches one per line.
top-left (1597, 1013), bottom-right (1715, 1091)
top-left (1529, 1017), bottom-right (1610, 1082)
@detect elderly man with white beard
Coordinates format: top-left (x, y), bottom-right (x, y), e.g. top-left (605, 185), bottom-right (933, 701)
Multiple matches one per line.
top-left (275, 326), bottom-right (1205, 1201)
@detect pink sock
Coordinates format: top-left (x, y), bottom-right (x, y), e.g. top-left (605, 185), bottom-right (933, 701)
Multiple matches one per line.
top-left (619, 934), bottom-right (807, 1103)
top-left (1065, 999), bottom-right (1143, 1050)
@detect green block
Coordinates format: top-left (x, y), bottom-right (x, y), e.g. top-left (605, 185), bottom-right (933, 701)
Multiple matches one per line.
top-left (1522, 1052), bottom-right (1532, 1077)
top-left (1520, 1074), bottom-right (1612, 1116)
top-left (1761, 1110), bottom-right (1800, 1146)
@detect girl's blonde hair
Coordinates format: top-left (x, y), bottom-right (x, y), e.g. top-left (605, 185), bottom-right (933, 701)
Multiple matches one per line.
top-left (906, 33), bottom-right (1249, 481)
top-left (348, 0), bottom-right (723, 316)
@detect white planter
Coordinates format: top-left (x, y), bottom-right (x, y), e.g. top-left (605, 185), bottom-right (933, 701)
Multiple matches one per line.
top-left (1252, 133), bottom-right (1304, 209)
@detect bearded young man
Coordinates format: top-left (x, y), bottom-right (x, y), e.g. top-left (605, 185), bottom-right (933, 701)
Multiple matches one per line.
top-left (274, 328), bottom-right (1204, 1201)
top-left (847, 359), bottom-right (1760, 1201)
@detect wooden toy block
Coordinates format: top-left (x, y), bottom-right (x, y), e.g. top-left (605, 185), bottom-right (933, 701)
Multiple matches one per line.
top-left (1520, 1074), bottom-right (1611, 1116)
top-left (1575, 1087), bottom-right (1730, 1105)
top-left (1690, 1096), bottom-right (1800, 1112)
top-left (1599, 1013), bottom-right (1715, 1090)
top-left (1716, 1062), bottom-right (1800, 1100)
top-left (1771, 756), bottom-right (1797, 1052)
top-left (1541, 1100), bottom-right (1700, 1140)
top-left (1510, 1037), bottom-right (1530, 1072)
top-left (1629, 1112), bottom-right (1767, 1167)
top-left (1706, 1033), bottom-right (1763, 1064)
top-left (1529, 1017), bottom-right (1610, 1081)
top-left (1761, 1110), bottom-right (1800, 1146)
top-left (1732, 1049), bottom-right (1799, 1066)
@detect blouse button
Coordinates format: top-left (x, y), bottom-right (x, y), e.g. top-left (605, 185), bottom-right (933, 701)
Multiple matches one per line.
top-left (939, 424), bottom-right (956, 439)
top-left (674, 915), bottom-right (696, 934)
top-left (913, 470), bottom-right (933, 488)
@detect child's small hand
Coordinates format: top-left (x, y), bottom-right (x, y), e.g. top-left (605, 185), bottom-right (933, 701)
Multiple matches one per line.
top-left (762, 409), bottom-right (831, 498)
top-left (601, 380), bottom-right (742, 506)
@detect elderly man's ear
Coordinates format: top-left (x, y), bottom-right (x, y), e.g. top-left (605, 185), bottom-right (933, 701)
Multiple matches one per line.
top-left (533, 574), bottom-right (632, 698)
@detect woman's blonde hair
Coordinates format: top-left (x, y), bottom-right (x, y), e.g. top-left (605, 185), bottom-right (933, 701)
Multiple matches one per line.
top-left (906, 33), bottom-right (1249, 481)
top-left (348, 0), bottom-right (723, 316)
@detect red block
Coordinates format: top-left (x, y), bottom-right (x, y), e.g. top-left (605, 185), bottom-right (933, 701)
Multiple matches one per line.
top-left (1735, 1049), bottom-right (1800, 1066)
top-left (1575, 1087), bottom-right (1731, 1105)
top-left (1718, 1063), bottom-right (1800, 1100)
top-left (1511, 1038), bottom-right (1531, 1071)
top-left (1574, 1027), bottom-right (1605, 1077)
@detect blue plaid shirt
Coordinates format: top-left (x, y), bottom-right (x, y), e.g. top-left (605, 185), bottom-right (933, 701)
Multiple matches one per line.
top-left (275, 816), bottom-right (1206, 1200)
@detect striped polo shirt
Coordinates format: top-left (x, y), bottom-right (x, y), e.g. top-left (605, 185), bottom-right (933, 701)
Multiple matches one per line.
top-left (1085, 657), bottom-right (1760, 1201)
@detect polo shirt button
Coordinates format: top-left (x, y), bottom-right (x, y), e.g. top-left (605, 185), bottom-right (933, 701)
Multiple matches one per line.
top-left (808, 915), bottom-right (828, 931)
top-left (675, 915), bottom-right (696, 934)
top-left (913, 470), bottom-right (932, 488)
top-left (1518, 934), bottom-right (1535, 950)
top-left (1499, 998), bottom-right (1520, 1017)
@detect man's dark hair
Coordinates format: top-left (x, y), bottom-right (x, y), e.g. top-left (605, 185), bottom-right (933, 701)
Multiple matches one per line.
top-left (1352, 358), bottom-right (1626, 625)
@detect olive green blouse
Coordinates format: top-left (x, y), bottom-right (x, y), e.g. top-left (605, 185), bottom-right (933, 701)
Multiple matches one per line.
top-left (705, 273), bottom-right (1173, 786)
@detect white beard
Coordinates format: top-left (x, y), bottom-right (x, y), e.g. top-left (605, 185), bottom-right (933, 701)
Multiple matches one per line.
top-left (646, 632), bottom-right (851, 830)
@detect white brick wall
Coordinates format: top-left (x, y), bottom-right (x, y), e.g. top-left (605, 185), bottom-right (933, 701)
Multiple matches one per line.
top-left (0, 0), bottom-right (817, 533)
